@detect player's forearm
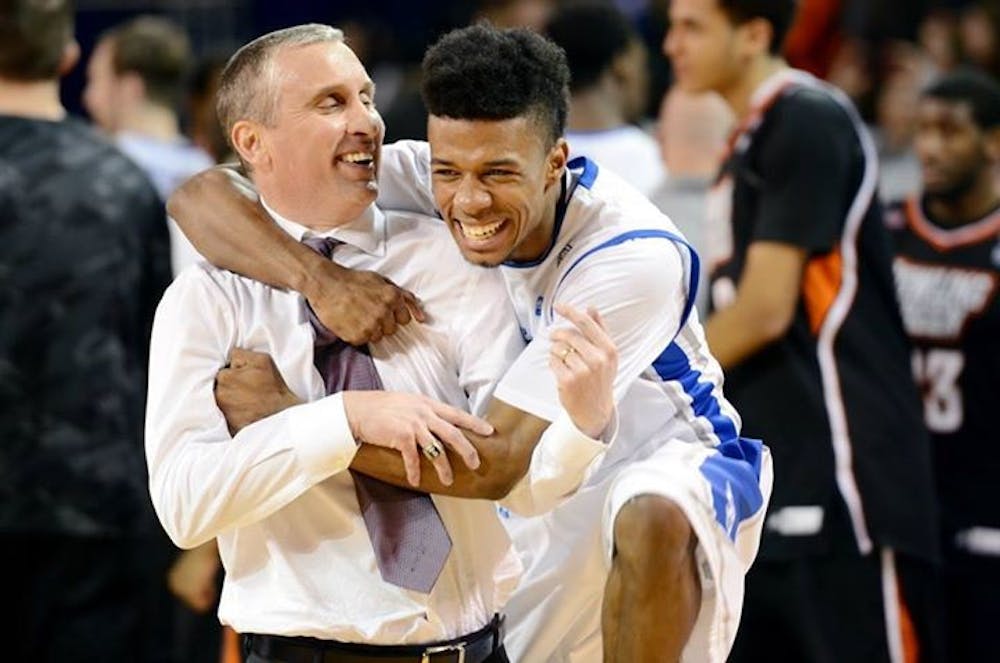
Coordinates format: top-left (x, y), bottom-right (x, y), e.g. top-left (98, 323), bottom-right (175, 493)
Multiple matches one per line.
top-left (167, 166), bottom-right (327, 294)
top-left (351, 413), bottom-right (543, 499)
top-left (705, 300), bottom-right (787, 369)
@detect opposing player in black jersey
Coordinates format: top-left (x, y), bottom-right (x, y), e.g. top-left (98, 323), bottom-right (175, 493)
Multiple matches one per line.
top-left (665, 0), bottom-right (942, 661)
top-left (886, 69), bottom-right (1000, 663)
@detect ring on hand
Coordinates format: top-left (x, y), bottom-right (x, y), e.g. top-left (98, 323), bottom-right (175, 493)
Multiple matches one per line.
top-left (559, 345), bottom-right (576, 364)
top-left (422, 440), bottom-right (443, 460)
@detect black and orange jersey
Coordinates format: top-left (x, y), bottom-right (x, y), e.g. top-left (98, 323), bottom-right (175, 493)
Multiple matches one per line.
top-left (706, 69), bottom-right (937, 561)
top-left (886, 197), bottom-right (1000, 531)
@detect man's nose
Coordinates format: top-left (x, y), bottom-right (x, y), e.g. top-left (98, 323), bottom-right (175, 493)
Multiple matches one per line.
top-left (454, 177), bottom-right (492, 214)
top-left (346, 98), bottom-right (380, 137)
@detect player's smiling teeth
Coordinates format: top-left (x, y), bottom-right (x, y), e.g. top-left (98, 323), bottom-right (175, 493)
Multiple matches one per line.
top-left (341, 152), bottom-right (373, 165)
top-left (460, 220), bottom-right (504, 239)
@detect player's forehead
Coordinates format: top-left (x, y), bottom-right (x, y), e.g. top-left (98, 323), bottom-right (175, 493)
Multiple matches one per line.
top-left (918, 96), bottom-right (977, 127)
top-left (669, 0), bottom-right (726, 23)
top-left (428, 114), bottom-right (547, 166)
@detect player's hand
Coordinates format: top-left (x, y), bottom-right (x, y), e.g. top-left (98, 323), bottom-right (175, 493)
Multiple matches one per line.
top-left (343, 392), bottom-right (492, 487)
top-left (216, 349), bottom-right (302, 435)
top-left (549, 303), bottom-right (619, 438)
top-left (305, 260), bottom-right (426, 345)
top-left (167, 541), bottom-right (221, 614)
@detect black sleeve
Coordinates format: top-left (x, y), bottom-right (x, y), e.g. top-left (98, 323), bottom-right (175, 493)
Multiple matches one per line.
top-left (752, 90), bottom-right (861, 253)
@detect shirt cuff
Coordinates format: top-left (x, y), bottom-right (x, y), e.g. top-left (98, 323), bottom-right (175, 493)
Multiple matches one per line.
top-left (534, 410), bottom-right (608, 482)
top-left (286, 394), bottom-right (359, 483)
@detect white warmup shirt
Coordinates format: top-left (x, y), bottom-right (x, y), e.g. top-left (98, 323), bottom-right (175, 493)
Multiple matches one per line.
top-left (380, 142), bottom-right (759, 477)
top-left (145, 202), bottom-right (604, 644)
top-left (376, 143), bottom-right (771, 662)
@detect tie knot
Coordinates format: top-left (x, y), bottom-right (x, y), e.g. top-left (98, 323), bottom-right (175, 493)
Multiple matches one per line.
top-left (302, 235), bottom-right (341, 259)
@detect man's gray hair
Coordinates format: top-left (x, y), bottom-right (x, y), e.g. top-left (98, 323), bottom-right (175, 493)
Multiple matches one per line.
top-left (216, 23), bottom-right (344, 147)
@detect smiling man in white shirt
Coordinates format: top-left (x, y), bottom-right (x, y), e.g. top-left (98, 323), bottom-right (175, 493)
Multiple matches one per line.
top-left (168, 24), bottom-right (772, 663)
top-left (145, 24), bottom-right (618, 663)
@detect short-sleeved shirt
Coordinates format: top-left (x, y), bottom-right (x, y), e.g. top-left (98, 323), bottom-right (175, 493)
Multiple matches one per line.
top-left (379, 141), bottom-right (767, 537)
top-left (706, 70), bottom-right (937, 561)
top-left (0, 115), bottom-right (171, 537)
top-left (886, 197), bottom-right (1000, 533)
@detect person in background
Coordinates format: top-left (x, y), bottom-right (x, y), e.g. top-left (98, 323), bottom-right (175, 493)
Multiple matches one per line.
top-left (651, 86), bottom-right (733, 314)
top-left (886, 69), bottom-right (1000, 663)
top-left (664, 0), bottom-right (943, 660)
top-left (0, 0), bottom-right (172, 659)
top-left (546, 1), bottom-right (666, 197)
top-left (83, 15), bottom-right (213, 276)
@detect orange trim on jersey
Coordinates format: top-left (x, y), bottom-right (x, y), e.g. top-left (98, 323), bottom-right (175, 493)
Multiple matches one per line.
top-left (897, 578), bottom-right (920, 663)
top-left (802, 248), bottom-right (843, 334)
top-left (904, 197), bottom-right (1000, 251)
top-left (221, 626), bottom-right (242, 663)
top-left (722, 77), bottom-right (801, 161)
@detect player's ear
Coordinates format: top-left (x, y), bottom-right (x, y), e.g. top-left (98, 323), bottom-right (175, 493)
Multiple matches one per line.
top-left (985, 126), bottom-right (1000, 163)
top-left (544, 137), bottom-right (569, 190)
top-left (738, 17), bottom-right (773, 58)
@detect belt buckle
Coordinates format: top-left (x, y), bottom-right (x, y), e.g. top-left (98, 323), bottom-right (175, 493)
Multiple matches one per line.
top-left (421, 641), bottom-right (466, 663)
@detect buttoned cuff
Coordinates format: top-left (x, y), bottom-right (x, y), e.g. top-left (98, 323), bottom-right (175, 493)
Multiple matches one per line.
top-left (287, 394), bottom-right (359, 483)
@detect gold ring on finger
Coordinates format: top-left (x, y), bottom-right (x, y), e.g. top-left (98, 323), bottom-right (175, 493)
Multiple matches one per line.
top-left (422, 440), bottom-right (443, 460)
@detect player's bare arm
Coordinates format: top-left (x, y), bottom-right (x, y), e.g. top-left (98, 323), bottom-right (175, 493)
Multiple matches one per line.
top-left (706, 241), bottom-right (807, 369)
top-left (216, 306), bottom-right (617, 499)
top-left (168, 166), bottom-right (424, 345)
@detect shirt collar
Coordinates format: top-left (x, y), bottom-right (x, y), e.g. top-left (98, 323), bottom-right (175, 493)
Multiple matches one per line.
top-left (260, 196), bottom-right (386, 257)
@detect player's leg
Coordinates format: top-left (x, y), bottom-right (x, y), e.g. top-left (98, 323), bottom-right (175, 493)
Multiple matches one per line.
top-left (602, 494), bottom-right (700, 661)
top-left (601, 439), bottom-right (772, 663)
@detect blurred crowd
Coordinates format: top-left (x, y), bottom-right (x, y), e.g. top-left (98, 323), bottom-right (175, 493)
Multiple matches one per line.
top-left (2, 0), bottom-right (999, 661)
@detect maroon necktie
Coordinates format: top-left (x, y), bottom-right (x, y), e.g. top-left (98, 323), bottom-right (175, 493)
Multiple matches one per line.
top-left (302, 236), bottom-right (452, 594)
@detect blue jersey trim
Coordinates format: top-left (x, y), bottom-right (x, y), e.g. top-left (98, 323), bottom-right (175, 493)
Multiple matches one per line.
top-left (700, 450), bottom-right (765, 541)
top-left (552, 229), bottom-right (701, 335)
top-left (567, 156), bottom-right (598, 189)
top-left (653, 342), bottom-right (765, 539)
top-left (652, 343), bottom-right (738, 440)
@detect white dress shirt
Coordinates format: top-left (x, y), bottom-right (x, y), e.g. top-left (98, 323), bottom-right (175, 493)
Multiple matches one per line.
top-left (146, 201), bottom-right (604, 644)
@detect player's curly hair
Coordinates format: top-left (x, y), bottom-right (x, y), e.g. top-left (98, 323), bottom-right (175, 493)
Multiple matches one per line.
top-left (420, 22), bottom-right (570, 146)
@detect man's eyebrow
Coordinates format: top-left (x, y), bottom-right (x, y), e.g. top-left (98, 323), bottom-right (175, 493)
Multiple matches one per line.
top-left (309, 80), bottom-right (376, 103)
top-left (431, 158), bottom-right (521, 167)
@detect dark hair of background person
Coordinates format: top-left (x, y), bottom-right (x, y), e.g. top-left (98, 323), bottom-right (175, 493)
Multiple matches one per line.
top-left (922, 67), bottom-right (1000, 130)
top-left (545, 0), bottom-right (638, 93)
top-left (99, 15), bottom-right (192, 107)
top-left (0, 0), bottom-right (74, 81)
top-left (420, 22), bottom-right (570, 145)
top-left (717, 0), bottom-right (798, 54)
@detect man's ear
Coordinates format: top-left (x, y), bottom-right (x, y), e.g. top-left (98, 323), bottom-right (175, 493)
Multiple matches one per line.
top-left (58, 39), bottom-right (80, 78)
top-left (545, 137), bottom-right (569, 190)
top-left (985, 126), bottom-right (1000, 163)
top-left (738, 17), bottom-right (775, 59)
top-left (231, 120), bottom-right (270, 172)
top-left (118, 71), bottom-right (146, 106)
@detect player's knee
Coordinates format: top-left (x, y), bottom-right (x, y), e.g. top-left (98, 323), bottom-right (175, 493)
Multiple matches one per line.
top-left (613, 494), bottom-right (694, 570)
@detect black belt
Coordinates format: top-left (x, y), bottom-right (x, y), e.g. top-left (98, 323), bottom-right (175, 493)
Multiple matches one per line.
top-left (244, 614), bottom-right (504, 663)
